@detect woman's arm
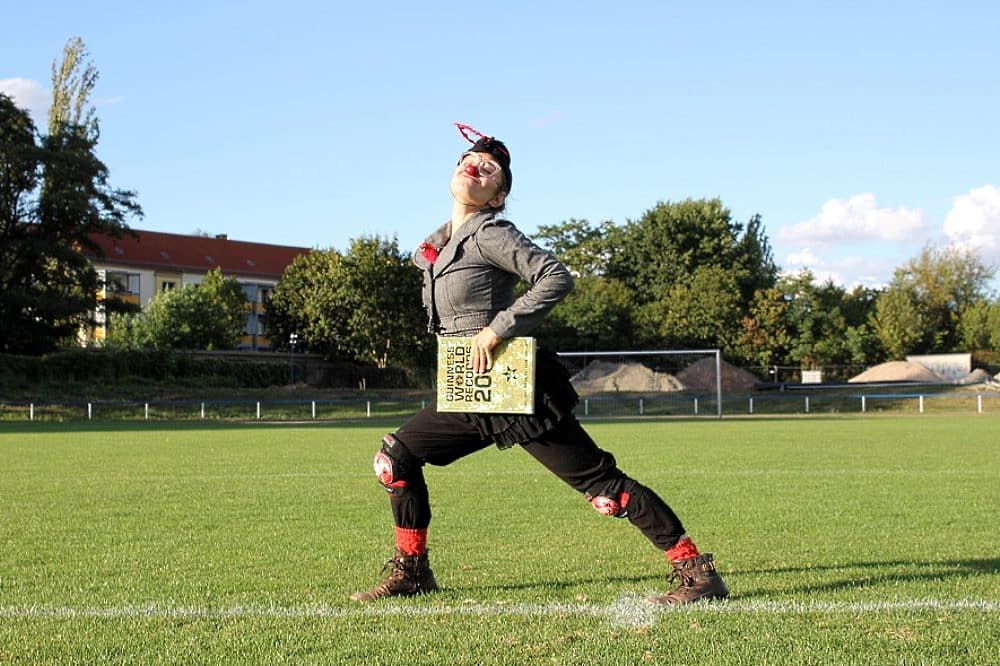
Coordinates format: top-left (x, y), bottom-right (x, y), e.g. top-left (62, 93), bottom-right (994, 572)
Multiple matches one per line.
top-left (469, 220), bottom-right (574, 372)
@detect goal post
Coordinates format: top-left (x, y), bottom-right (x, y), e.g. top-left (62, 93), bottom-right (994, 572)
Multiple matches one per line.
top-left (556, 349), bottom-right (724, 418)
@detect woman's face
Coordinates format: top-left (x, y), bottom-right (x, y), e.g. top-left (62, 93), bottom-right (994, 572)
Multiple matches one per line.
top-left (450, 151), bottom-right (506, 209)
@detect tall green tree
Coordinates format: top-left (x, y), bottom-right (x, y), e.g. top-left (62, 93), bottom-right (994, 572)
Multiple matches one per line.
top-left (338, 236), bottom-right (428, 368)
top-left (871, 283), bottom-right (927, 359)
top-left (604, 198), bottom-right (777, 350)
top-left (736, 285), bottom-right (793, 368)
top-left (265, 249), bottom-right (346, 356)
top-left (637, 265), bottom-right (744, 352)
top-left (735, 272), bottom-right (881, 373)
top-left (840, 285), bottom-right (883, 365)
top-left (873, 245), bottom-right (994, 355)
top-left (0, 89), bottom-right (139, 354)
top-left (780, 272), bottom-right (853, 369)
top-left (536, 275), bottom-right (635, 351)
top-left (958, 298), bottom-right (1000, 359)
top-left (534, 218), bottom-right (621, 277)
top-left (267, 236), bottom-right (428, 368)
top-left (49, 36), bottom-right (99, 139)
top-left (609, 199), bottom-right (777, 303)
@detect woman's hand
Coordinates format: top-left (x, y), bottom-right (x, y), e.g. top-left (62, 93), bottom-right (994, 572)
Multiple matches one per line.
top-left (470, 327), bottom-right (502, 373)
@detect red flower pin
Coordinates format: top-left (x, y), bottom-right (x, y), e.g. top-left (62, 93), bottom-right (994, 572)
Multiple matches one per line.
top-left (419, 242), bottom-right (439, 265)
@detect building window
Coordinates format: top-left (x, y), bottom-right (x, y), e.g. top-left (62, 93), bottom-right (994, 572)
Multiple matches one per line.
top-left (107, 271), bottom-right (140, 295)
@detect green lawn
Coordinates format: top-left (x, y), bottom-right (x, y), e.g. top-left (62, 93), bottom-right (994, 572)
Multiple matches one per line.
top-left (2, 417), bottom-right (998, 664)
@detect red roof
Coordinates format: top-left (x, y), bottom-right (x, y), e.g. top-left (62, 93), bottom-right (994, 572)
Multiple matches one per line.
top-left (87, 229), bottom-right (311, 280)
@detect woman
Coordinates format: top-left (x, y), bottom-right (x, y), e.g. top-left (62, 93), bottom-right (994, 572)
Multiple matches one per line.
top-left (350, 124), bottom-right (728, 606)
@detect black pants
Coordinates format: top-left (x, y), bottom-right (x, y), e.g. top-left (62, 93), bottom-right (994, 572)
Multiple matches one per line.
top-left (388, 405), bottom-right (687, 551)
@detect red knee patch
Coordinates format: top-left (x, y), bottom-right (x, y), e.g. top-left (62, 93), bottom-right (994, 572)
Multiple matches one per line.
top-left (589, 491), bottom-right (630, 517)
top-left (374, 451), bottom-right (406, 490)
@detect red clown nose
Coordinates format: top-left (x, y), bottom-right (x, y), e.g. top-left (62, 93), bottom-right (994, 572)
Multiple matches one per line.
top-left (464, 163), bottom-right (479, 177)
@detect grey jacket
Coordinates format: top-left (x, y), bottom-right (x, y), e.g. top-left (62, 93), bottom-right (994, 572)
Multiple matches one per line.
top-left (414, 211), bottom-right (574, 338)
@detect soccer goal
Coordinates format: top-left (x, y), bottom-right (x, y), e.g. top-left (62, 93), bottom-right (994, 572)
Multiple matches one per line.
top-left (556, 349), bottom-right (725, 418)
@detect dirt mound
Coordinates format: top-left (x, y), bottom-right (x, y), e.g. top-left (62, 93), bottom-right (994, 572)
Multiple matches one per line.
top-left (570, 360), bottom-right (685, 393)
top-left (849, 361), bottom-right (945, 383)
top-left (677, 357), bottom-right (761, 392)
top-left (955, 368), bottom-right (992, 385)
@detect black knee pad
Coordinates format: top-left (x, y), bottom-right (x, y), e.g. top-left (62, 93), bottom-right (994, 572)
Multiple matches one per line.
top-left (373, 433), bottom-right (420, 494)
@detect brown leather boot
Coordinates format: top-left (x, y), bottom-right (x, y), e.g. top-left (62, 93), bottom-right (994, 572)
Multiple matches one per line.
top-left (349, 549), bottom-right (439, 602)
top-left (648, 553), bottom-right (729, 606)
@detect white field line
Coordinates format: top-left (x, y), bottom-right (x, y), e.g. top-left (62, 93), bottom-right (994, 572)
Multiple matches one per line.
top-left (2, 598), bottom-right (997, 628)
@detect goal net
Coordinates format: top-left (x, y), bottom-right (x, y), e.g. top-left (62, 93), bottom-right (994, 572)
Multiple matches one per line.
top-left (556, 349), bottom-right (730, 418)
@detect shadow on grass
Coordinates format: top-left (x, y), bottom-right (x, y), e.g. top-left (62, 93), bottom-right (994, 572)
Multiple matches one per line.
top-left (732, 558), bottom-right (1000, 599)
top-left (444, 558), bottom-right (999, 597)
top-left (443, 572), bottom-right (665, 594)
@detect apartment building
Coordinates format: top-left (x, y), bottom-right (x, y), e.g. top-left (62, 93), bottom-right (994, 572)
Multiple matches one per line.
top-left (87, 229), bottom-right (311, 350)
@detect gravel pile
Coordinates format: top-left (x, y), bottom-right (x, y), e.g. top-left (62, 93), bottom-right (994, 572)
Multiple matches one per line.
top-left (570, 361), bottom-right (684, 393)
top-left (849, 361), bottom-right (945, 383)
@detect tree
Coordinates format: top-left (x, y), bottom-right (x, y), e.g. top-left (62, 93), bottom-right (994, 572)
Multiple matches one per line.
top-left (603, 198), bottom-right (777, 351)
top-left (338, 236), bottom-right (429, 368)
top-left (536, 275), bottom-right (635, 350)
top-left (958, 298), bottom-right (1000, 357)
top-left (107, 269), bottom-right (246, 350)
top-left (736, 271), bottom-right (881, 373)
top-left (871, 283), bottom-right (927, 360)
top-left (266, 236), bottom-right (429, 369)
top-left (873, 245), bottom-right (994, 355)
top-left (774, 271), bottom-right (864, 370)
top-left (0, 96), bottom-right (42, 351)
top-left (841, 285), bottom-right (883, 365)
top-left (736, 285), bottom-right (793, 369)
top-left (0, 92), bottom-right (139, 354)
top-left (534, 218), bottom-right (621, 277)
top-left (534, 200), bottom-right (780, 355)
top-left (637, 265), bottom-right (744, 352)
top-left (49, 36), bottom-right (99, 139)
top-left (265, 249), bottom-right (347, 356)
top-left (609, 199), bottom-right (777, 305)
top-left (0, 39), bottom-right (140, 354)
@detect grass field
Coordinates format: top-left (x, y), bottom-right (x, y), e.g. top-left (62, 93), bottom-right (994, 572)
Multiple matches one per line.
top-left (2, 416), bottom-right (998, 664)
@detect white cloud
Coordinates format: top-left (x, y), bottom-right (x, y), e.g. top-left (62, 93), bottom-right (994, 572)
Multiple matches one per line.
top-left (943, 185), bottom-right (1000, 264)
top-left (0, 78), bottom-right (50, 122)
top-left (785, 247), bottom-right (822, 267)
top-left (778, 194), bottom-right (925, 245)
top-left (781, 247), bottom-right (843, 284)
top-left (782, 247), bottom-right (894, 289)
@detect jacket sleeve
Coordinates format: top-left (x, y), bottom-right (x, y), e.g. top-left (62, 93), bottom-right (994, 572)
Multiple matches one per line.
top-left (475, 220), bottom-right (574, 339)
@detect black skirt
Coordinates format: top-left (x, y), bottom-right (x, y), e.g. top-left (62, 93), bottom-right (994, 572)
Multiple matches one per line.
top-left (465, 348), bottom-right (580, 448)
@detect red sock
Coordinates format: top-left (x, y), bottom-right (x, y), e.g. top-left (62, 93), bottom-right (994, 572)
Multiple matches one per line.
top-left (395, 527), bottom-right (427, 556)
top-left (666, 536), bottom-right (700, 562)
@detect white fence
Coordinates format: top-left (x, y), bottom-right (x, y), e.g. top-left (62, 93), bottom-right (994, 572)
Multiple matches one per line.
top-left (3, 389), bottom-right (998, 422)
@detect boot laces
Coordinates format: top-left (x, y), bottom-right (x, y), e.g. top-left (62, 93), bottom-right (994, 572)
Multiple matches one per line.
top-left (670, 569), bottom-right (696, 588)
top-left (380, 555), bottom-right (410, 579)
top-left (669, 558), bottom-right (702, 587)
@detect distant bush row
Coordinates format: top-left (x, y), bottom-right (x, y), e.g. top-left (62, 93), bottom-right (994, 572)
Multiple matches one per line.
top-left (0, 349), bottom-right (291, 391)
top-left (0, 349), bottom-right (424, 398)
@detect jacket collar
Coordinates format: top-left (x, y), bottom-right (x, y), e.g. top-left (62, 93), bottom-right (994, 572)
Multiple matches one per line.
top-left (414, 211), bottom-right (498, 272)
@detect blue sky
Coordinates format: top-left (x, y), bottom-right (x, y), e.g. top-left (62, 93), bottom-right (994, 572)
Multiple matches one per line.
top-left (4, 1), bottom-right (998, 289)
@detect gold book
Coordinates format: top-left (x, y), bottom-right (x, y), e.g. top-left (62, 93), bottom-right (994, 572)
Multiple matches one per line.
top-left (436, 336), bottom-right (536, 414)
